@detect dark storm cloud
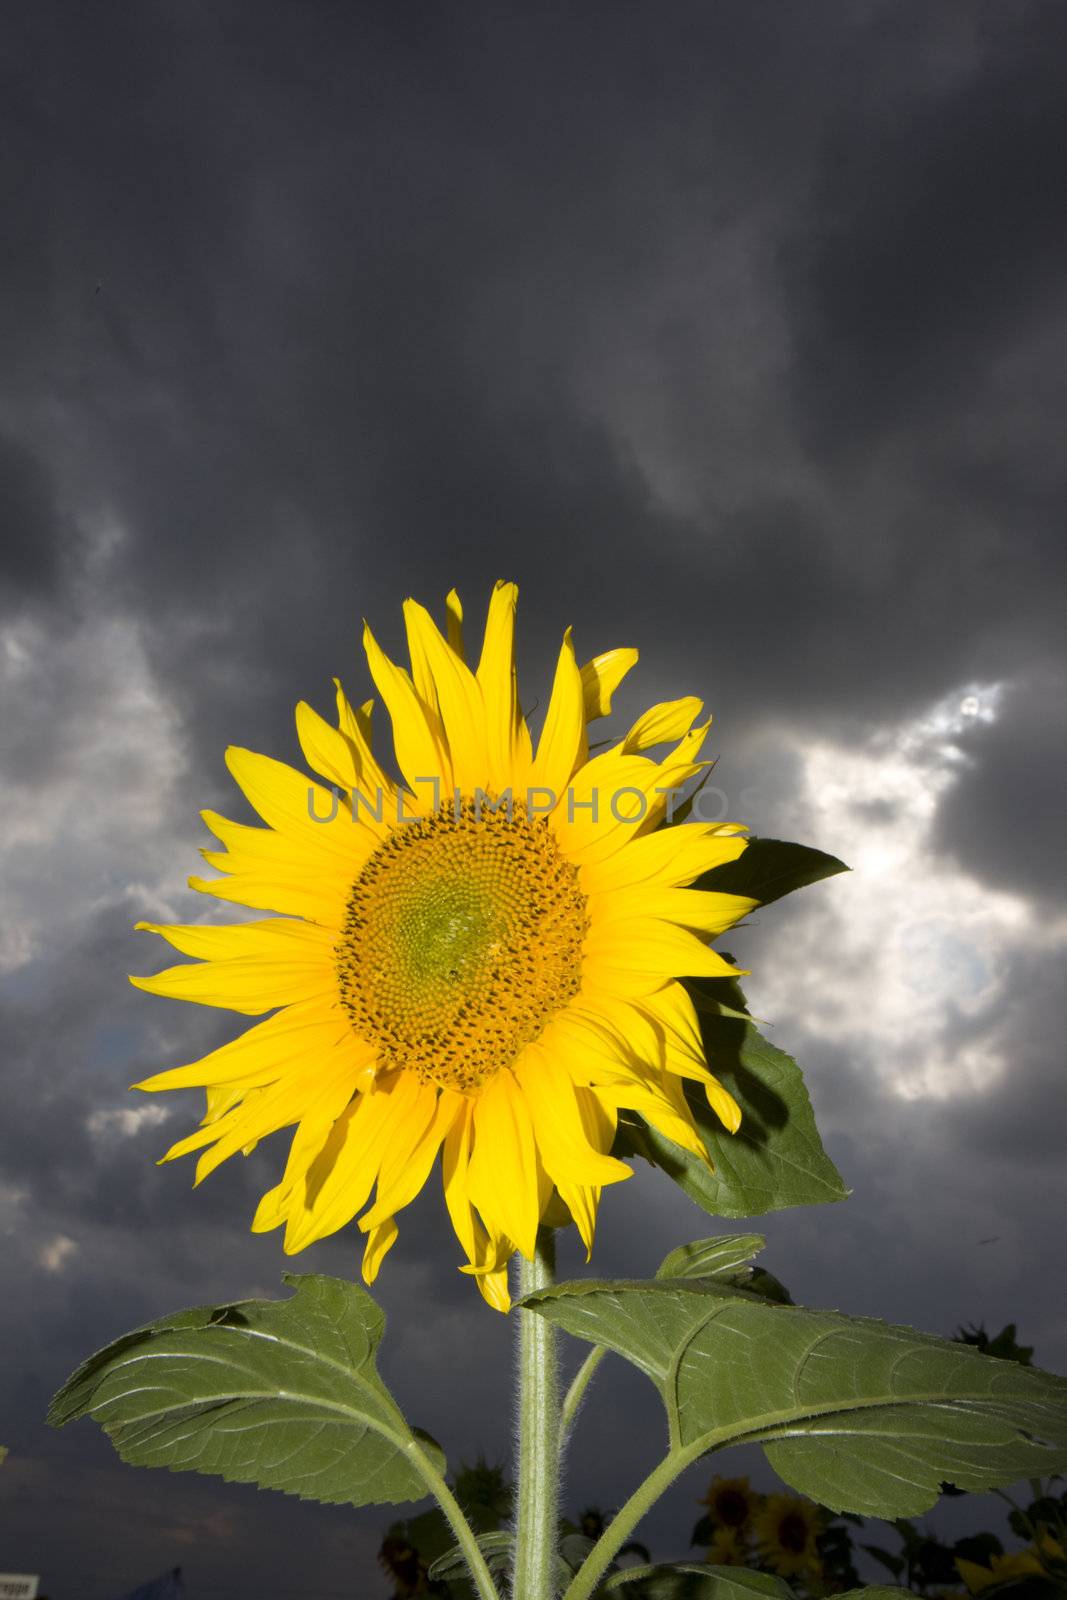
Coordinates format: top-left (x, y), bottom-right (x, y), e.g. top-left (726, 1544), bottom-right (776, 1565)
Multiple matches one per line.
top-left (788, 1), bottom-right (1067, 450)
top-left (4, 2), bottom-right (1067, 1597)
top-left (4, 1), bottom-right (1062, 765)
top-left (0, 437), bottom-right (65, 600)
top-left (933, 674), bottom-right (1067, 907)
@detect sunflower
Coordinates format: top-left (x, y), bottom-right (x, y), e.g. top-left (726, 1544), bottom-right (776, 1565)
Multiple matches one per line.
top-left (753, 1495), bottom-right (823, 1579)
top-left (377, 1532), bottom-right (430, 1596)
top-left (956, 1538), bottom-right (1065, 1595)
top-left (132, 582), bottom-right (754, 1311)
top-left (700, 1474), bottom-right (759, 1532)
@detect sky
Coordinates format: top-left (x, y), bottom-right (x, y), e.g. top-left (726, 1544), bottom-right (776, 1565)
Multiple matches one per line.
top-left (2, 2), bottom-right (1066, 1596)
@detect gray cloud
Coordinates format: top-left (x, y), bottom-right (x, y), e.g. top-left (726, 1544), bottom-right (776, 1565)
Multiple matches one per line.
top-left (932, 673), bottom-right (1067, 907)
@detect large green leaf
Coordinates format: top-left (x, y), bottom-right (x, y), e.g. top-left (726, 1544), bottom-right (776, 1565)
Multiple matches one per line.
top-left (693, 837), bottom-right (848, 907)
top-left (616, 1008), bottom-right (848, 1217)
top-left (523, 1279), bottom-right (1067, 1518)
top-left (48, 1274), bottom-right (445, 1508)
top-left (560, 1237), bottom-right (781, 1453)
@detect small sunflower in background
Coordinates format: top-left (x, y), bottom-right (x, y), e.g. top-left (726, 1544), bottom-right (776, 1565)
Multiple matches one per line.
top-left (753, 1493), bottom-right (824, 1580)
top-left (377, 1531), bottom-right (432, 1597)
top-left (700, 1474), bottom-right (759, 1533)
top-left (957, 1535), bottom-right (1066, 1594)
top-left (131, 581), bottom-right (754, 1310)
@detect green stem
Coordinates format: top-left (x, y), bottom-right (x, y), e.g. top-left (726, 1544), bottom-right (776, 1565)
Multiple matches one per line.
top-left (562, 1438), bottom-right (706, 1600)
top-left (559, 1345), bottom-right (606, 1450)
top-left (412, 1444), bottom-right (503, 1600)
top-left (514, 1229), bottom-right (560, 1600)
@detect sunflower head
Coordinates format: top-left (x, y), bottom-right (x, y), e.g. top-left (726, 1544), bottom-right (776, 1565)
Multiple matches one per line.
top-left (700, 1474), bottom-right (759, 1531)
top-left (132, 582), bottom-right (755, 1309)
top-left (956, 1538), bottom-right (1065, 1595)
top-left (753, 1493), bottom-right (824, 1579)
top-left (377, 1532), bottom-right (429, 1596)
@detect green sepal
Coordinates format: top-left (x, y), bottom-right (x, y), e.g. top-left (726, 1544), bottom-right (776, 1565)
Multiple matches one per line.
top-left (655, 1234), bottom-right (793, 1306)
top-left (615, 997), bottom-right (848, 1217)
top-left (428, 1528), bottom-right (514, 1581)
top-left (48, 1273), bottom-right (445, 1509)
top-left (693, 836), bottom-right (849, 907)
top-left (522, 1278), bottom-right (1067, 1518)
top-left (656, 1234), bottom-right (766, 1283)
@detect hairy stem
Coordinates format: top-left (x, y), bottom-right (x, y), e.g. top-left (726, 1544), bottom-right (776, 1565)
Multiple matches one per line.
top-left (513, 1229), bottom-right (560, 1600)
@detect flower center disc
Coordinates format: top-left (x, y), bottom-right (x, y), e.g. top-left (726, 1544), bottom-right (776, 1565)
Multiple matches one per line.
top-left (337, 800), bottom-right (588, 1091)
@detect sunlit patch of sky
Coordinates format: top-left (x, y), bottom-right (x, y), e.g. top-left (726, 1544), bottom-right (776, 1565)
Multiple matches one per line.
top-left (0, 603), bottom-right (192, 974)
top-left (38, 1234), bottom-right (78, 1273)
top-left (745, 680), bottom-right (1067, 1102)
top-left (85, 1102), bottom-right (172, 1140)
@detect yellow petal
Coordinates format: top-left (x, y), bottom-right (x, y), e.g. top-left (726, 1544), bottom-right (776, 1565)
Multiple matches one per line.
top-left (442, 1100), bottom-right (483, 1266)
top-left (285, 1070), bottom-right (422, 1251)
top-left (515, 1041), bottom-right (632, 1190)
top-left (585, 919), bottom-right (745, 984)
top-left (589, 886), bottom-right (757, 936)
top-left (361, 1217), bottom-right (399, 1284)
top-left (252, 1055), bottom-right (375, 1234)
top-left (554, 1180), bottom-right (600, 1259)
top-left (193, 808), bottom-right (357, 924)
top-left (580, 648), bottom-right (638, 719)
top-left (189, 1042), bottom-right (359, 1184)
top-left (404, 599), bottom-right (488, 795)
top-left (130, 951), bottom-right (335, 1015)
top-left (334, 681), bottom-right (397, 831)
top-left (359, 1087), bottom-right (461, 1230)
top-left (622, 697), bottom-right (703, 753)
top-left (134, 917), bottom-right (333, 963)
top-left (567, 986), bottom-right (740, 1135)
top-left (445, 588), bottom-right (465, 658)
top-left (531, 628), bottom-right (587, 801)
top-left (640, 981), bottom-right (707, 1064)
top-left (403, 600), bottom-right (441, 717)
top-left (189, 864), bottom-right (349, 926)
top-left (473, 1260), bottom-right (512, 1313)
top-left (580, 825), bottom-right (747, 896)
top-left (362, 622), bottom-right (452, 802)
top-left (476, 580), bottom-right (529, 795)
top-left (553, 726), bottom-right (712, 867)
top-left (467, 1070), bottom-right (541, 1259)
top-left (295, 700), bottom-right (359, 791)
top-left (225, 747), bottom-right (366, 864)
top-left (134, 998), bottom-right (361, 1093)
top-left (592, 1073), bottom-right (709, 1161)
